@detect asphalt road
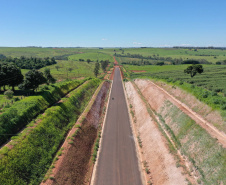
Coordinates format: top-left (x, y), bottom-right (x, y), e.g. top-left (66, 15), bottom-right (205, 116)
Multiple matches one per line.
top-left (93, 67), bottom-right (143, 185)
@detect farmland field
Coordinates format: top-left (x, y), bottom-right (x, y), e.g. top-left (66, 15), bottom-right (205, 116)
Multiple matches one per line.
top-left (0, 47), bottom-right (226, 184)
top-left (103, 48), bottom-right (226, 63)
top-left (68, 52), bottom-right (114, 63)
top-left (124, 64), bottom-right (226, 96)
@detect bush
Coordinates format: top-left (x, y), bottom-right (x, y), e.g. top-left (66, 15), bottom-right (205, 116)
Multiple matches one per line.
top-left (221, 104), bottom-right (226, 110)
top-left (4, 89), bottom-right (14, 99)
top-left (216, 61), bottom-right (221, 65)
top-left (202, 92), bottom-right (209, 98)
top-left (211, 91), bottom-right (217, 96)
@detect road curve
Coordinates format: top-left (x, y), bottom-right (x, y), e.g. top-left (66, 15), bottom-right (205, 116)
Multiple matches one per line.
top-left (93, 67), bottom-right (143, 185)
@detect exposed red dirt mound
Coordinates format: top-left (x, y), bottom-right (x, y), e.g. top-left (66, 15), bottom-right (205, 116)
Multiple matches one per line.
top-left (42, 82), bottom-right (110, 185)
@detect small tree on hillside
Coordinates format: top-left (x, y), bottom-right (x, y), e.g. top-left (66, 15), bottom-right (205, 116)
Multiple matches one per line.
top-left (87, 59), bottom-right (91, 64)
top-left (19, 69), bottom-right (46, 93)
top-left (68, 68), bottom-right (73, 72)
top-left (4, 89), bottom-right (14, 99)
top-left (100, 60), bottom-right (109, 72)
top-left (184, 64), bottom-right (204, 78)
top-left (44, 68), bottom-right (56, 85)
top-left (94, 62), bottom-right (100, 77)
top-left (55, 65), bottom-right (60, 71)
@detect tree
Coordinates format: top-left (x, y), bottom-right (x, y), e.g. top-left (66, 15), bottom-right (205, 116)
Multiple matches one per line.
top-left (19, 69), bottom-right (46, 93)
top-left (216, 61), bottom-right (221, 65)
top-left (44, 68), bottom-right (56, 85)
top-left (55, 65), bottom-right (60, 71)
top-left (87, 59), bottom-right (91, 64)
top-left (7, 64), bottom-right (23, 91)
top-left (156, 62), bottom-right (164, 66)
top-left (68, 68), bottom-right (73, 72)
top-left (100, 60), bottom-right (109, 72)
top-left (184, 64), bottom-right (204, 78)
top-left (94, 62), bottom-right (100, 77)
top-left (0, 63), bottom-right (23, 91)
top-left (0, 63), bottom-right (8, 91)
top-left (182, 60), bottom-right (199, 64)
top-left (0, 56), bottom-right (57, 69)
top-left (4, 89), bottom-right (14, 99)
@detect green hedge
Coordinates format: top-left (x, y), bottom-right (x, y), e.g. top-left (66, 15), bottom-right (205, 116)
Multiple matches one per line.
top-left (0, 78), bottom-right (89, 146)
top-left (0, 78), bottom-right (101, 185)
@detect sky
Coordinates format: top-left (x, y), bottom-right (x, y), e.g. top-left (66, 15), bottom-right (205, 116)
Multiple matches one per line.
top-left (0, 0), bottom-right (225, 47)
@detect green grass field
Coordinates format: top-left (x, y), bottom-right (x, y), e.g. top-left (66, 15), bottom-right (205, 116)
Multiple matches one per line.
top-left (0, 47), bottom-right (102, 58)
top-left (124, 64), bottom-right (226, 94)
top-left (68, 52), bottom-right (114, 63)
top-left (40, 60), bottom-right (96, 80)
top-left (109, 48), bottom-right (226, 63)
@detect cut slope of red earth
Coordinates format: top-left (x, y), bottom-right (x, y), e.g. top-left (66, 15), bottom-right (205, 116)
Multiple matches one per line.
top-left (113, 56), bottom-right (118, 65)
top-left (125, 81), bottom-right (188, 185)
top-left (41, 82), bottom-right (110, 185)
top-left (135, 79), bottom-right (226, 148)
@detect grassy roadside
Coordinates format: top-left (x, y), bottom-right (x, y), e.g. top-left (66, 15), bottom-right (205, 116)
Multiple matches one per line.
top-left (0, 78), bottom-right (101, 185)
top-left (159, 101), bottom-right (226, 184)
top-left (0, 78), bottom-right (89, 146)
top-left (121, 65), bottom-right (226, 131)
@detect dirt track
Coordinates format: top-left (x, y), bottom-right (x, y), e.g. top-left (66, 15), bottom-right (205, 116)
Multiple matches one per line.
top-left (93, 67), bottom-right (143, 185)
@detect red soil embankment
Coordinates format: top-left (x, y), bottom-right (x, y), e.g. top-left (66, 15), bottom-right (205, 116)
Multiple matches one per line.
top-left (113, 56), bottom-right (118, 65)
top-left (109, 67), bottom-right (115, 80)
top-left (135, 79), bottom-right (226, 147)
top-left (125, 82), bottom-right (187, 185)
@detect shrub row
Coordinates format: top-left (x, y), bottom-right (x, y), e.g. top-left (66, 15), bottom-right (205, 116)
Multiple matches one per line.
top-left (0, 78), bottom-right (89, 146)
top-left (0, 78), bottom-right (101, 185)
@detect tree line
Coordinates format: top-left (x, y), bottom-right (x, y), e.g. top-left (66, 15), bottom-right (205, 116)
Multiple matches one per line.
top-left (0, 63), bottom-right (55, 92)
top-left (94, 60), bottom-right (109, 77)
top-left (0, 56), bottom-right (57, 69)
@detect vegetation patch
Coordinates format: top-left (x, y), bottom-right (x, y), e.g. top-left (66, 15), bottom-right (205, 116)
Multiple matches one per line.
top-left (0, 78), bottom-right (101, 185)
top-left (159, 100), bottom-right (226, 184)
top-left (0, 78), bottom-right (88, 146)
top-left (0, 56), bottom-right (57, 69)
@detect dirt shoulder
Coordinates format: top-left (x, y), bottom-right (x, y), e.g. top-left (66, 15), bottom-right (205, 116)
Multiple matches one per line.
top-left (125, 81), bottom-right (188, 185)
top-left (41, 81), bottom-right (110, 185)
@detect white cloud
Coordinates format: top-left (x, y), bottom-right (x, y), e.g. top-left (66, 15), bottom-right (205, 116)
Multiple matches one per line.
top-left (133, 42), bottom-right (142, 45)
top-left (181, 44), bottom-right (191, 46)
top-left (160, 44), bottom-right (171, 47)
top-left (102, 38), bottom-right (107, 41)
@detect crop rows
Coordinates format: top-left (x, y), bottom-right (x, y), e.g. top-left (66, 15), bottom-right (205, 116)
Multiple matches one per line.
top-left (125, 65), bottom-right (226, 115)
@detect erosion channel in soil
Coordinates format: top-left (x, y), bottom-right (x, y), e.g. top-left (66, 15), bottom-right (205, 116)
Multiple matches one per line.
top-left (42, 81), bottom-right (110, 185)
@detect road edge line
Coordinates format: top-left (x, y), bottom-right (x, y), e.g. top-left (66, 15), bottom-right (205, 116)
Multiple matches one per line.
top-left (90, 79), bottom-right (113, 185)
top-left (121, 78), bottom-right (147, 184)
